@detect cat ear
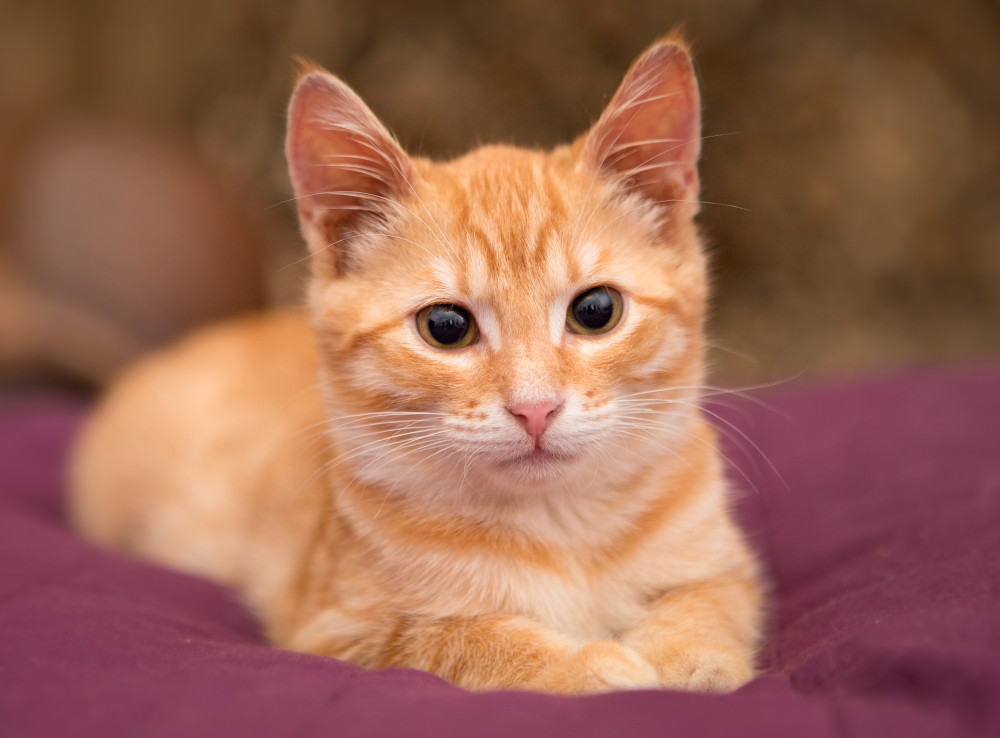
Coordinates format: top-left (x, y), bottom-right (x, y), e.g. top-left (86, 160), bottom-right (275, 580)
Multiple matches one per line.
top-left (582, 37), bottom-right (701, 214)
top-left (286, 65), bottom-right (415, 273)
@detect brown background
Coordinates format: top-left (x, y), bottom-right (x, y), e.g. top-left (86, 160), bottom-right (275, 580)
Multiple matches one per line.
top-left (2, 0), bottom-right (998, 387)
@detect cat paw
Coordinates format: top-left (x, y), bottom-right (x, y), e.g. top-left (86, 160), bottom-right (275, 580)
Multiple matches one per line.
top-left (526, 642), bottom-right (661, 695)
top-left (654, 644), bottom-right (756, 694)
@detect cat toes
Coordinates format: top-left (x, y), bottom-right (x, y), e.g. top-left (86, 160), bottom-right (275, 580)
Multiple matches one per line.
top-left (590, 644), bottom-right (662, 692)
top-left (527, 642), bottom-right (660, 695)
top-left (656, 645), bottom-right (756, 694)
top-left (525, 641), bottom-right (755, 695)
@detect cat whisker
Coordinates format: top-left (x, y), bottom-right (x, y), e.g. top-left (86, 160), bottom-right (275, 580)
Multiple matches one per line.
top-left (664, 400), bottom-right (787, 492)
top-left (284, 422), bottom-right (447, 503)
top-left (615, 381), bottom-right (791, 414)
top-left (336, 432), bottom-right (457, 513)
top-left (281, 433), bottom-right (344, 504)
top-left (615, 413), bottom-right (761, 494)
top-left (371, 438), bottom-right (460, 518)
top-left (329, 409), bottom-right (450, 423)
top-left (573, 440), bottom-right (608, 497)
top-left (609, 424), bottom-right (695, 474)
top-left (326, 425), bottom-right (432, 443)
top-left (324, 420), bottom-right (440, 439)
top-left (328, 417), bottom-right (439, 432)
top-left (328, 427), bottom-right (443, 459)
top-left (332, 428), bottom-right (453, 468)
top-left (704, 339), bottom-right (759, 363)
top-left (416, 440), bottom-right (470, 470)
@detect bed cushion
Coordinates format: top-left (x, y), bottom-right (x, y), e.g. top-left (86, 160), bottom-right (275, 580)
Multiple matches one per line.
top-left (2, 368), bottom-right (998, 737)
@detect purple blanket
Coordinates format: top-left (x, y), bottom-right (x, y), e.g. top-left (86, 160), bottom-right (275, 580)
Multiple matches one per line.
top-left (2, 368), bottom-right (999, 737)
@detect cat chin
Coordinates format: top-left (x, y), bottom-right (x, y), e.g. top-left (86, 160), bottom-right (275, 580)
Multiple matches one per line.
top-left (480, 449), bottom-right (589, 491)
top-left (497, 447), bottom-right (573, 468)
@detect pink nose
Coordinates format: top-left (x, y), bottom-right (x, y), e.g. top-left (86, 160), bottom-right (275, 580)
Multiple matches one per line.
top-left (507, 401), bottom-right (561, 446)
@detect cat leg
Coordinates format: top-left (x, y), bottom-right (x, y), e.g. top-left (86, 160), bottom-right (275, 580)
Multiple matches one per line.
top-left (621, 569), bottom-right (764, 693)
top-left (289, 609), bottom-right (660, 694)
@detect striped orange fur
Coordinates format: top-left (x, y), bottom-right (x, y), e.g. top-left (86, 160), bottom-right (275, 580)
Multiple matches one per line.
top-left (71, 35), bottom-right (764, 694)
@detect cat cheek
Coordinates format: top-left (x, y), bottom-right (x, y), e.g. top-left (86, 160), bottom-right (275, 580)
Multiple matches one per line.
top-left (384, 349), bottom-right (487, 407)
top-left (578, 389), bottom-right (611, 413)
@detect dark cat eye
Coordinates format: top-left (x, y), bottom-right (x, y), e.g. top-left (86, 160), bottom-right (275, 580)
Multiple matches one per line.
top-left (567, 286), bottom-right (623, 335)
top-left (417, 303), bottom-right (478, 349)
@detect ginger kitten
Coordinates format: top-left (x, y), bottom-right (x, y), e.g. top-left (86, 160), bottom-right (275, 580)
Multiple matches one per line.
top-left (71, 35), bottom-right (764, 694)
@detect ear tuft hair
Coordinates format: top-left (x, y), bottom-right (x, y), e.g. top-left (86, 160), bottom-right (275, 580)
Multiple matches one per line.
top-left (582, 34), bottom-right (702, 214)
top-left (285, 67), bottom-right (415, 274)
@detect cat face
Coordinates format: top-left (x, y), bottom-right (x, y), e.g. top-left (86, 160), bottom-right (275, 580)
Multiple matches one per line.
top-left (287, 39), bottom-right (708, 497)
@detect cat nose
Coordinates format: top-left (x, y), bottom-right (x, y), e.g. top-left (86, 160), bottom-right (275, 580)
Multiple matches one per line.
top-left (507, 401), bottom-right (561, 446)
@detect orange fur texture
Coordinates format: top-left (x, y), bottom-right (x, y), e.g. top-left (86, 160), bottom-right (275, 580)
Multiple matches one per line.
top-left (71, 36), bottom-right (764, 694)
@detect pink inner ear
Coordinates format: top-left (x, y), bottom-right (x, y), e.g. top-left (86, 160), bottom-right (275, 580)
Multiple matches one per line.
top-left (286, 72), bottom-right (414, 260)
top-left (584, 42), bottom-right (702, 206)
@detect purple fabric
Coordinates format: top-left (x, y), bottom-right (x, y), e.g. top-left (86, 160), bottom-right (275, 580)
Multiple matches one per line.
top-left (2, 367), bottom-right (999, 737)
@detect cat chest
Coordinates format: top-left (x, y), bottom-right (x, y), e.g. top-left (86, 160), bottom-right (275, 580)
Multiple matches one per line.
top-left (396, 550), bottom-right (652, 641)
top-left (503, 563), bottom-right (649, 639)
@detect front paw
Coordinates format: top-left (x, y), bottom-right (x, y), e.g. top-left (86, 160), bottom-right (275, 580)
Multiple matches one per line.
top-left (653, 642), bottom-right (756, 693)
top-left (525, 642), bottom-right (661, 695)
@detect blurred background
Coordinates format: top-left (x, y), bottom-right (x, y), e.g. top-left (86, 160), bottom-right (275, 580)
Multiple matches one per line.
top-left (1, 0), bottom-right (997, 390)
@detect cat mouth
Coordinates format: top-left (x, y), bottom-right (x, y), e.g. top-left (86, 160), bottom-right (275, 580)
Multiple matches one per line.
top-left (499, 447), bottom-right (573, 467)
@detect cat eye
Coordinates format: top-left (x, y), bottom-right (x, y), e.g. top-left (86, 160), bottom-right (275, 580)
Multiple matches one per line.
top-left (417, 303), bottom-right (478, 350)
top-left (567, 286), bottom-right (623, 335)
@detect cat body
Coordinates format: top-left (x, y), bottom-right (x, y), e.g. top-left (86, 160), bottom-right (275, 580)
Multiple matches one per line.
top-left (71, 36), bottom-right (763, 694)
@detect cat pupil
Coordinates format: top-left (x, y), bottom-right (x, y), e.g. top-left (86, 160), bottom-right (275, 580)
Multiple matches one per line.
top-left (426, 305), bottom-right (469, 345)
top-left (572, 288), bottom-right (614, 329)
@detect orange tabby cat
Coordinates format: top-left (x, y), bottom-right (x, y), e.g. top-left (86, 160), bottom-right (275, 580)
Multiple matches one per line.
top-left (71, 35), bottom-right (763, 694)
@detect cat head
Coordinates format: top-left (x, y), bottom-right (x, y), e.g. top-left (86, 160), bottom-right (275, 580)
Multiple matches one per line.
top-left (286, 36), bottom-right (709, 500)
